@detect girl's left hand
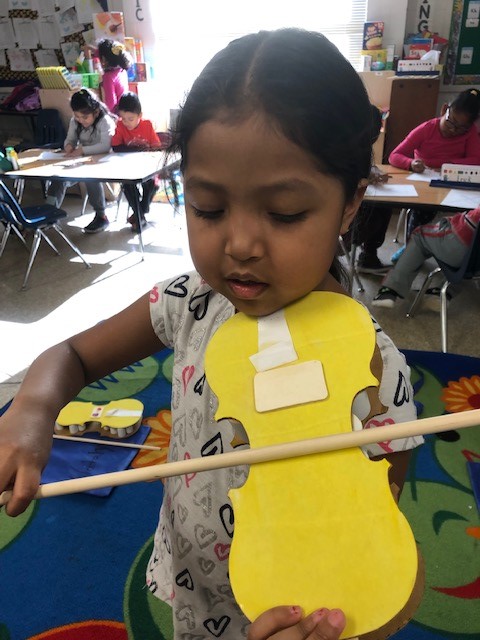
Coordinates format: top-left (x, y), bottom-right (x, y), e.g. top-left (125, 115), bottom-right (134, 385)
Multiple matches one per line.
top-left (248, 606), bottom-right (346, 640)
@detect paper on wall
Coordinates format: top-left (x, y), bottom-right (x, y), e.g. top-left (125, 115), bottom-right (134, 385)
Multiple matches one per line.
top-left (75, 0), bottom-right (106, 25)
top-left (0, 17), bottom-right (16, 47)
top-left (38, 15), bottom-right (60, 49)
top-left (34, 0), bottom-right (56, 15)
top-left (55, 6), bottom-right (82, 37)
top-left (8, 0), bottom-right (31, 9)
top-left (0, 49), bottom-right (6, 66)
top-left (35, 49), bottom-right (59, 67)
top-left (0, 0), bottom-right (8, 15)
top-left (61, 40), bottom-right (81, 69)
top-left (12, 18), bottom-right (39, 48)
top-left (7, 48), bottom-right (34, 71)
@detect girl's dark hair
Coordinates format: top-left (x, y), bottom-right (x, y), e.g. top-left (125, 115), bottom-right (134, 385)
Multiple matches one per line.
top-left (118, 91), bottom-right (142, 114)
top-left (98, 39), bottom-right (133, 70)
top-left (70, 88), bottom-right (109, 135)
top-left (167, 29), bottom-right (374, 287)
top-left (450, 88), bottom-right (480, 122)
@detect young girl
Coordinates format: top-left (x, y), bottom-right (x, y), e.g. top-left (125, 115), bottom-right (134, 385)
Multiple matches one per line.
top-left (0, 29), bottom-right (422, 640)
top-left (97, 38), bottom-right (133, 112)
top-left (388, 88), bottom-right (480, 247)
top-left (111, 91), bottom-right (161, 231)
top-left (46, 88), bottom-right (116, 234)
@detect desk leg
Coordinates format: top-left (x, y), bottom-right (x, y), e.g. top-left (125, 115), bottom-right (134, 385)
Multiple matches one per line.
top-left (131, 183), bottom-right (145, 258)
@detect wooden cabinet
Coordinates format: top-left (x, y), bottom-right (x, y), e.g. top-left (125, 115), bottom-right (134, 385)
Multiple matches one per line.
top-left (383, 77), bottom-right (440, 162)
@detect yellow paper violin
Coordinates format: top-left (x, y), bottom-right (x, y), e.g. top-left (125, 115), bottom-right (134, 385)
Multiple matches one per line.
top-left (55, 399), bottom-right (144, 439)
top-left (204, 291), bottom-right (420, 639)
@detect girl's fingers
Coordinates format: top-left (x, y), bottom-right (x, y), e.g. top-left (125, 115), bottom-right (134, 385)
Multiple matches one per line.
top-left (3, 465), bottom-right (41, 516)
top-left (248, 606), bottom-right (303, 640)
top-left (309, 609), bottom-right (346, 640)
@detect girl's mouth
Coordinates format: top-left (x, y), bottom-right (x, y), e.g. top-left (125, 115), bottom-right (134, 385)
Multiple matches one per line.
top-left (226, 278), bottom-right (268, 299)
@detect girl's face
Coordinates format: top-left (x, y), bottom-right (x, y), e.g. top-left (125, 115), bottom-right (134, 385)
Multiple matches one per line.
top-left (439, 106), bottom-right (472, 138)
top-left (73, 109), bottom-right (98, 128)
top-left (184, 115), bottom-right (364, 317)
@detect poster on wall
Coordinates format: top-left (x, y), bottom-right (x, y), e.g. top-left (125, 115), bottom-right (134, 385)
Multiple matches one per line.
top-left (0, 17), bottom-right (16, 47)
top-left (7, 48), bottom-right (35, 71)
top-left (75, 0), bottom-right (107, 25)
top-left (445, 0), bottom-right (480, 83)
top-left (12, 17), bottom-right (39, 48)
top-left (55, 6), bottom-right (83, 37)
top-left (93, 12), bottom-right (125, 42)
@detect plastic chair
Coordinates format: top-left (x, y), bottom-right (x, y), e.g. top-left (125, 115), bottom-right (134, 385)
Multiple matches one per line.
top-left (14, 109), bottom-right (66, 201)
top-left (0, 179), bottom-right (91, 290)
top-left (338, 236), bottom-right (365, 294)
top-left (406, 225), bottom-right (480, 353)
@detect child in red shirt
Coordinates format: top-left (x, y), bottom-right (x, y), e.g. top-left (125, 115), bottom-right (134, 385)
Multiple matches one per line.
top-left (112, 92), bottom-right (161, 231)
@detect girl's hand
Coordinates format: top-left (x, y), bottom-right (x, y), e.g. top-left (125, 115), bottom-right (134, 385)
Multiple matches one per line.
top-left (0, 406), bottom-right (53, 517)
top-left (248, 607), bottom-right (346, 640)
top-left (65, 147), bottom-right (83, 158)
top-left (410, 159), bottom-right (425, 173)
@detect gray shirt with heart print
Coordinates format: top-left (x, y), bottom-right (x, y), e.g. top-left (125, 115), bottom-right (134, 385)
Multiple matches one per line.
top-left (146, 270), bottom-right (422, 640)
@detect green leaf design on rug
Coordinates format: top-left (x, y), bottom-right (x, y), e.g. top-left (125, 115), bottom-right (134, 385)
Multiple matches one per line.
top-left (400, 480), bottom-right (480, 635)
top-left (435, 426), bottom-right (480, 490)
top-left (410, 364), bottom-right (446, 418)
top-left (76, 357), bottom-right (160, 402)
top-left (0, 501), bottom-right (36, 552)
top-left (123, 536), bottom-right (173, 640)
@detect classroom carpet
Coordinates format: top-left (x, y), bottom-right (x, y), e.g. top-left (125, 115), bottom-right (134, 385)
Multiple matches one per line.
top-left (0, 348), bottom-right (479, 640)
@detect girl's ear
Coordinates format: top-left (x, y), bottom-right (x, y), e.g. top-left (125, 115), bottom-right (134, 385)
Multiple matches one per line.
top-left (340, 180), bottom-right (367, 235)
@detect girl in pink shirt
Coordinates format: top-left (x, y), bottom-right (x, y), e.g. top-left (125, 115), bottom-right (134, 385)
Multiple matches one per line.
top-left (97, 39), bottom-right (133, 113)
top-left (388, 88), bottom-right (480, 250)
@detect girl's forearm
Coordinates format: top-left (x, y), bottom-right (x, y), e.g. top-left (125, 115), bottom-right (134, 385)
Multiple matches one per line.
top-left (10, 342), bottom-right (88, 423)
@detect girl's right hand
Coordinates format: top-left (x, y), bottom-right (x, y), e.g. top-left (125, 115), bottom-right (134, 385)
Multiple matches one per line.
top-left (248, 607), bottom-right (346, 640)
top-left (0, 406), bottom-right (53, 517)
top-left (410, 159), bottom-right (425, 173)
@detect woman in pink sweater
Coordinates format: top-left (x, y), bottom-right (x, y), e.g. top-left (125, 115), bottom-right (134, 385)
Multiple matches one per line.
top-left (388, 89), bottom-right (480, 242)
top-left (97, 39), bottom-right (133, 113)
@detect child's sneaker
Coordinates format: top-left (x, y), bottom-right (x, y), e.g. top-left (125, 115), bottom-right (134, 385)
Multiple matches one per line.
top-left (372, 286), bottom-right (402, 308)
top-left (391, 245), bottom-right (405, 263)
top-left (422, 287), bottom-right (452, 312)
top-left (356, 253), bottom-right (391, 275)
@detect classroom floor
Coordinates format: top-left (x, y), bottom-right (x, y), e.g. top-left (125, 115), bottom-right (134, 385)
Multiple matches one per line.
top-left (1, 185), bottom-right (479, 408)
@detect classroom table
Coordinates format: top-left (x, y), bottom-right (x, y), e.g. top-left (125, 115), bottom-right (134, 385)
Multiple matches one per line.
top-left (365, 165), bottom-right (479, 212)
top-left (4, 149), bottom-right (177, 256)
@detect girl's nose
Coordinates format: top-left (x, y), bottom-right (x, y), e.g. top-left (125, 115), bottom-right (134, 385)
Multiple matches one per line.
top-left (224, 213), bottom-right (263, 262)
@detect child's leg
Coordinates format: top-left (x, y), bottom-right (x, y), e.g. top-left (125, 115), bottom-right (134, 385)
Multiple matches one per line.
top-left (406, 209), bottom-right (436, 240)
top-left (140, 179), bottom-right (156, 214)
top-left (83, 182), bottom-right (108, 234)
top-left (46, 180), bottom-right (69, 208)
top-left (382, 220), bottom-right (465, 298)
top-left (122, 184), bottom-right (139, 211)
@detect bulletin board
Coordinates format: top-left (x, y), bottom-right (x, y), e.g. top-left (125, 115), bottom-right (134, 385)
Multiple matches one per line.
top-left (0, 0), bottom-right (109, 86)
top-left (444, 0), bottom-right (480, 84)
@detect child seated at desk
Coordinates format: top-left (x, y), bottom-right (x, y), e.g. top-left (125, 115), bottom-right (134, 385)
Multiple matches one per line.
top-left (372, 205), bottom-right (480, 308)
top-left (46, 88), bottom-right (116, 234)
top-left (388, 88), bottom-right (480, 258)
top-left (111, 92), bottom-right (162, 232)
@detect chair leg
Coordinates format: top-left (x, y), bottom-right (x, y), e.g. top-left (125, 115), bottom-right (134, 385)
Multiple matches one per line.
top-left (393, 208), bottom-right (406, 243)
top-left (52, 223), bottom-right (91, 268)
top-left (80, 192), bottom-right (89, 216)
top-left (406, 267), bottom-right (442, 318)
top-left (22, 230), bottom-right (42, 290)
top-left (440, 280), bottom-right (450, 353)
top-left (39, 229), bottom-right (60, 255)
top-left (338, 237), bottom-right (364, 294)
top-left (0, 222), bottom-right (28, 258)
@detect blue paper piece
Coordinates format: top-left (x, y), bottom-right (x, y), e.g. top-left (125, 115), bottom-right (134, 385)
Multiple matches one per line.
top-left (467, 461), bottom-right (480, 514)
top-left (41, 425), bottom-right (151, 497)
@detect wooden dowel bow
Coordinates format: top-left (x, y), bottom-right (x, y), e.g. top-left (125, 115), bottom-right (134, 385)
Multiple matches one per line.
top-left (52, 434), bottom-right (164, 452)
top-left (1, 409), bottom-right (479, 506)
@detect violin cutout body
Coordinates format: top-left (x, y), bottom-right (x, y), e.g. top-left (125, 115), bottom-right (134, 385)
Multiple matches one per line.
top-left (204, 292), bottom-right (418, 639)
top-left (55, 399), bottom-right (144, 439)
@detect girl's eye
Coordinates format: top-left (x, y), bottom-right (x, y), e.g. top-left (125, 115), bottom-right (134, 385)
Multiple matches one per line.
top-left (269, 211), bottom-right (308, 224)
top-left (191, 207), bottom-right (224, 220)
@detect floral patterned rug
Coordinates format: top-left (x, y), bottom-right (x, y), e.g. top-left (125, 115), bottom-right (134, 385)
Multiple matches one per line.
top-left (0, 349), bottom-right (478, 640)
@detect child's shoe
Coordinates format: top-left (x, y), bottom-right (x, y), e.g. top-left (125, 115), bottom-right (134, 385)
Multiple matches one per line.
top-left (128, 213), bottom-right (147, 232)
top-left (391, 245), bottom-right (405, 263)
top-left (83, 216), bottom-right (109, 234)
top-left (372, 286), bottom-right (402, 309)
top-left (422, 287), bottom-right (452, 312)
top-left (356, 252), bottom-right (391, 275)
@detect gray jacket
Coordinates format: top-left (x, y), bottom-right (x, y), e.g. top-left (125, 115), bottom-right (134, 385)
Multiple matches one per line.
top-left (64, 113), bottom-right (116, 155)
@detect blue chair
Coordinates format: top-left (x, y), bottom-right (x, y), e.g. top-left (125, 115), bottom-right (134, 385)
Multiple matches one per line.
top-left (0, 179), bottom-right (91, 290)
top-left (406, 225), bottom-right (480, 352)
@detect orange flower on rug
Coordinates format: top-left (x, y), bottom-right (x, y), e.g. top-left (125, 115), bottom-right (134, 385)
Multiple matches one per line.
top-left (441, 375), bottom-right (480, 412)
